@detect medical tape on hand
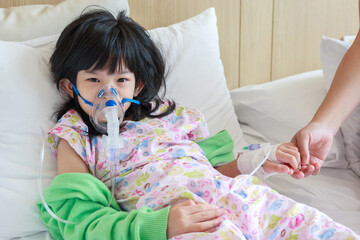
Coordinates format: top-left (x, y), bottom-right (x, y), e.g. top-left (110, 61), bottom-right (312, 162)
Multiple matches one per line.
top-left (237, 144), bottom-right (280, 179)
top-left (268, 143), bottom-right (281, 164)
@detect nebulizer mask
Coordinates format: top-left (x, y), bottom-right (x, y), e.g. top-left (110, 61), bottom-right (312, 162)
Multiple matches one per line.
top-left (72, 83), bottom-right (139, 149)
top-left (38, 82), bottom-right (139, 224)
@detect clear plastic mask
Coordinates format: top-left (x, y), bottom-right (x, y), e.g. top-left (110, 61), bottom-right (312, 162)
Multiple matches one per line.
top-left (71, 83), bottom-right (140, 134)
top-left (90, 86), bottom-right (124, 134)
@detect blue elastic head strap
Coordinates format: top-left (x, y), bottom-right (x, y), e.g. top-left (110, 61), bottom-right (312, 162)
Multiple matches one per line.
top-left (71, 82), bottom-right (140, 107)
top-left (122, 98), bottom-right (140, 105)
top-left (71, 83), bottom-right (94, 106)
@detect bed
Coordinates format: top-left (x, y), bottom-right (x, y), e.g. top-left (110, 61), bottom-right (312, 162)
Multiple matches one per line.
top-left (0, 0), bottom-right (359, 239)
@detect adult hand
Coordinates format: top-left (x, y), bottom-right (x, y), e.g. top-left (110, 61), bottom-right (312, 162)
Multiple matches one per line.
top-left (167, 199), bottom-right (226, 239)
top-left (290, 121), bottom-right (333, 178)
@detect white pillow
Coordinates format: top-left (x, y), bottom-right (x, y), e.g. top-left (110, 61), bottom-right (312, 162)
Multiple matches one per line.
top-left (0, 8), bottom-right (245, 238)
top-left (0, 35), bottom-right (60, 238)
top-left (152, 8), bottom-right (246, 153)
top-left (320, 36), bottom-right (352, 90)
top-left (231, 70), bottom-right (348, 168)
top-left (320, 36), bottom-right (360, 176)
top-left (0, 0), bottom-right (130, 41)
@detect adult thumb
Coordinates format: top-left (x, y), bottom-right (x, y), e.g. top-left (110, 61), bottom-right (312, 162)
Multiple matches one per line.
top-left (291, 135), bottom-right (309, 165)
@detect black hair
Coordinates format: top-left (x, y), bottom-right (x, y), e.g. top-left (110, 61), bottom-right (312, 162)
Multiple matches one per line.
top-left (50, 9), bottom-right (175, 136)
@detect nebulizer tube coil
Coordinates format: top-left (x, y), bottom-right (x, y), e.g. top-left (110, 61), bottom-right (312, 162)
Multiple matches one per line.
top-left (37, 119), bottom-right (120, 224)
top-left (38, 128), bottom-right (78, 224)
top-left (38, 86), bottom-right (130, 224)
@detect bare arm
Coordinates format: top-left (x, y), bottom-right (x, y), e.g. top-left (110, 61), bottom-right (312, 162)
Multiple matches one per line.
top-left (312, 30), bottom-right (360, 135)
top-left (57, 139), bottom-right (89, 174)
top-left (215, 160), bottom-right (239, 178)
top-left (290, 1), bottom-right (360, 177)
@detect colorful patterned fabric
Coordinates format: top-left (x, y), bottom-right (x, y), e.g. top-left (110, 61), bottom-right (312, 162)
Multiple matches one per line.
top-left (48, 101), bottom-right (359, 239)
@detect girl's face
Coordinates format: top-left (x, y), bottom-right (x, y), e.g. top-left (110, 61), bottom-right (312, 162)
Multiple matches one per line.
top-left (68, 65), bottom-right (141, 119)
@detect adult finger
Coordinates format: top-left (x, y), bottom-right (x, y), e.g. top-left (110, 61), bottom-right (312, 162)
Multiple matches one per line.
top-left (309, 158), bottom-right (322, 175)
top-left (302, 165), bottom-right (315, 177)
top-left (312, 168), bottom-right (320, 175)
top-left (263, 161), bottom-right (293, 174)
top-left (291, 170), bottom-right (305, 179)
top-left (291, 134), bottom-right (310, 166)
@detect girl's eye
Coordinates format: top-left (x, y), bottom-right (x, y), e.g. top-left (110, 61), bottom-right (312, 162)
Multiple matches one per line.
top-left (117, 78), bottom-right (127, 83)
top-left (88, 78), bottom-right (99, 82)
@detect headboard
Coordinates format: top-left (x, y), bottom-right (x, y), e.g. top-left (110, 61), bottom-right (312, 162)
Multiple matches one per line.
top-left (2, 0), bottom-right (358, 89)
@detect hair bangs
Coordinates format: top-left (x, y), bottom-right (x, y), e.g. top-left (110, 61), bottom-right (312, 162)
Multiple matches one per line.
top-left (78, 28), bottom-right (142, 77)
top-left (78, 31), bottom-right (124, 74)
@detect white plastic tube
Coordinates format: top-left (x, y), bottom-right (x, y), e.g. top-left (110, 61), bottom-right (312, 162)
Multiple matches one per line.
top-left (38, 107), bottom-right (122, 222)
top-left (104, 106), bottom-right (122, 207)
top-left (105, 106), bottom-right (123, 149)
top-left (37, 129), bottom-right (78, 224)
top-left (237, 143), bottom-right (279, 179)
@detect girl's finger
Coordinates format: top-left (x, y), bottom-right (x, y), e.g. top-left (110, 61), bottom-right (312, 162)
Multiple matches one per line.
top-left (282, 147), bottom-right (301, 164)
top-left (205, 227), bottom-right (218, 233)
top-left (189, 216), bottom-right (223, 232)
top-left (264, 161), bottom-right (293, 174)
top-left (276, 151), bottom-right (299, 170)
top-left (283, 144), bottom-right (298, 152)
top-left (191, 208), bottom-right (226, 222)
top-left (185, 203), bottom-right (220, 214)
top-left (176, 199), bottom-right (195, 207)
top-left (304, 161), bottom-right (317, 176)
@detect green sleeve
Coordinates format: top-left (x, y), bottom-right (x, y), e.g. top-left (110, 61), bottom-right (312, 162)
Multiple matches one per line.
top-left (37, 173), bottom-right (169, 240)
top-left (197, 130), bottom-right (234, 166)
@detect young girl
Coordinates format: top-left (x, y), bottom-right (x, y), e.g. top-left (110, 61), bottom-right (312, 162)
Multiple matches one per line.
top-left (39, 9), bottom-right (359, 240)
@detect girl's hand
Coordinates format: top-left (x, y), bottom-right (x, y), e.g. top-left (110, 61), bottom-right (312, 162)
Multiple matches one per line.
top-left (167, 199), bottom-right (226, 239)
top-left (263, 143), bottom-right (301, 175)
